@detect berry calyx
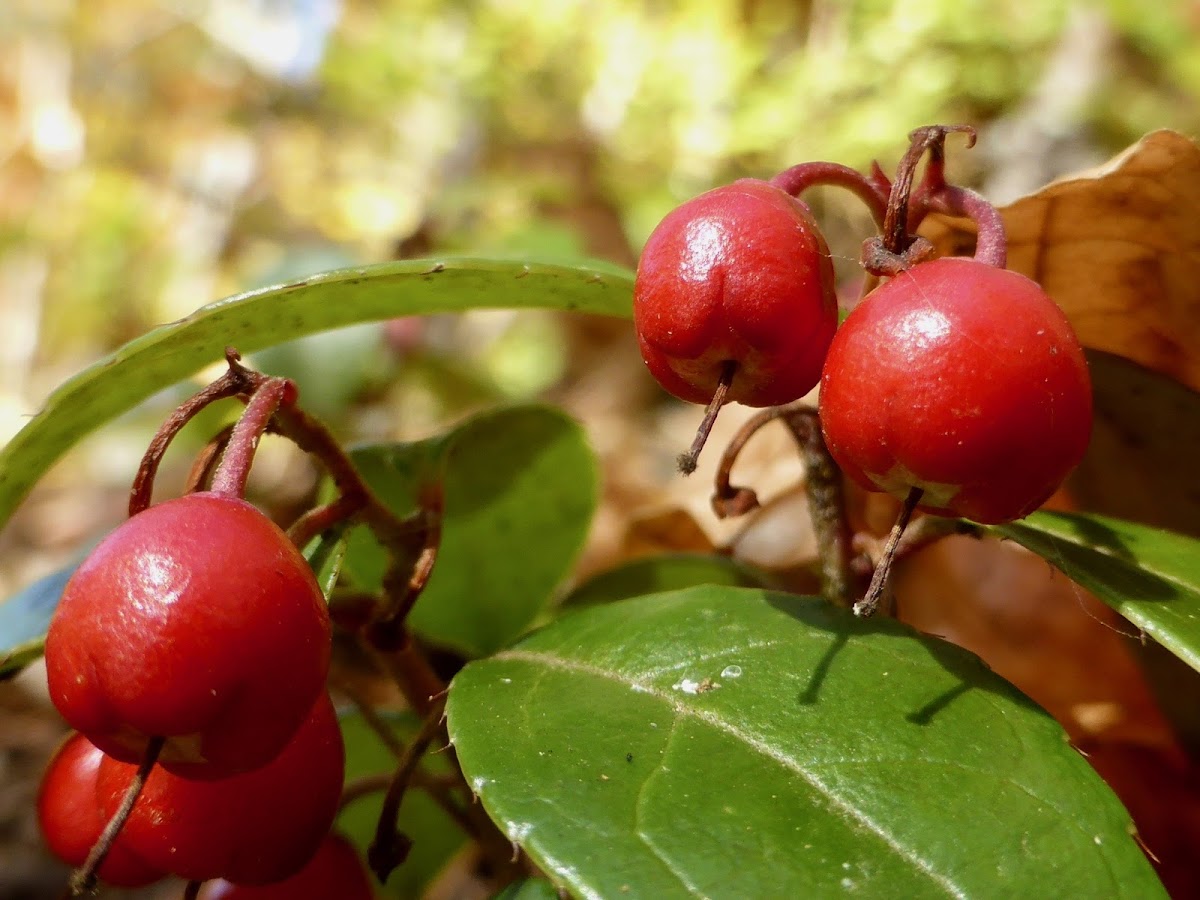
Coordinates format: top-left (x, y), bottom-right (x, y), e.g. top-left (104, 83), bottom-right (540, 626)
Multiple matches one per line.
top-left (96, 692), bottom-right (345, 885)
top-left (819, 256), bottom-right (1092, 525)
top-left (37, 733), bottom-right (164, 888)
top-left (45, 491), bottom-right (332, 778)
top-left (198, 833), bottom-right (374, 899)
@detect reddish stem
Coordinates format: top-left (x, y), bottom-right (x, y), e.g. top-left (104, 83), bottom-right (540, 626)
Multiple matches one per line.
top-left (368, 490), bottom-right (443, 648)
top-left (903, 127), bottom-right (1005, 266)
top-left (862, 125), bottom-right (988, 277)
top-left (927, 185), bottom-right (1008, 268)
top-left (287, 493), bottom-right (367, 551)
top-left (710, 406), bottom-right (783, 518)
top-left (128, 350), bottom-right (258, 516)
top-left (184, 423), bottom-right (235, 494)
top-left (209, 377), bottom-right (294, 498)
top-left (769, 161), bottom-right (889, 227)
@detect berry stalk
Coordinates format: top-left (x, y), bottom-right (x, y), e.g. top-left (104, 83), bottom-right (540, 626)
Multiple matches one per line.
top-left (68, 736), bottom-right (164, 896)
top-left (128, 348), bottom-right (260, 516)
top-left (769, 161), bottom-right (889, 227)
top-left (677, 360), bottom-right (736, 475)
top-left (854, 487), bottom-right (923, 618)
top-left (367, 696), bottom-right (446, 883)
top-left (209, 377), bottom-right (295, 499)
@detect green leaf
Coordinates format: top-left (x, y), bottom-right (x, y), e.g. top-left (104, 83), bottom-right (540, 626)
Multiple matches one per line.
top-left (492, 879), bottom-right (562, 900)
top-left (338, 708), bottom-right (466, 898)
top-left (992, 510), bottom-right (1200, 674)
top-left (0, 257), bottom-right (633, 533)
top-left (342, 405), bottom-right (598, 656)
top-left (0, 563), bottom-right (75, 679)
top-left (303, 527), bottom-right (349, 600)
top-left (447, 586), bottom-right (1163, 899)
top-left (563, 553), bottom-right (775, 607)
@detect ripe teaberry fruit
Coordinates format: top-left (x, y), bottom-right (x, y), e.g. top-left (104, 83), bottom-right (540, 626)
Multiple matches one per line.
top-left (819, 256), bottom-right (1092, 524)
top-left (198, 833), bottom-right (374, 899)
top-left (634, 178), bottom-right (838, 409)
top-left (37, 733), bottom-right (164, 888)
top-left (95, 691), bottom-right (345, 886)
top-left (44, 490), bottom-right (331, 778)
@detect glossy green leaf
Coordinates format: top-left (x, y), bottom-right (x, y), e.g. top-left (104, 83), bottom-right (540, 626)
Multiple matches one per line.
top-left (993, 510), bottom-right (1200, 674)
top-left (338, 709), bottom-right (466, 898)
top-left (447, 586), bottom-right (1163, 899)
top-left (341, 405), bottom-right (598, 656)
top-left (0, 257), bottom-right (633, 533)
top-left (563, 553), bottom-right (775, 607)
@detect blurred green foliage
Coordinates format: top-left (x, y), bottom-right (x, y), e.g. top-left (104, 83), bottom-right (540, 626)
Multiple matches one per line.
top-left (2, 0), bottom-right (1199, 439)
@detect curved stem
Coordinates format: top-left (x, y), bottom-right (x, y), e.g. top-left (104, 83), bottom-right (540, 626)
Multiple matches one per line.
top-left (927, 185), bottom-right (1008, 268)
top-left (708, 403), bottom-right (855, 607)
top-left (368, 488), bottom-right (443, 648)
top-left (184, 423), bottom-right (235, 494)
top-left (69, 736), bottom-right (164, 895)
top-left (128, 349), bottom-right (258, 516)
top-left (769, 161), bottom-right (889, 227)
top-left (287, 493), bottom-right (366, 551)
top-left (710, 406), bottom-right (785, 519)
top-left (209, 377), bottom-right (293, 498)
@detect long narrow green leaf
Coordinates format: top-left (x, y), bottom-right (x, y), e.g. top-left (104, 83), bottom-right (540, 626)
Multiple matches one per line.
top-left (0, 257), bottom-right (633, 531)
top-left (994, 510), bottom-right (1200, 673)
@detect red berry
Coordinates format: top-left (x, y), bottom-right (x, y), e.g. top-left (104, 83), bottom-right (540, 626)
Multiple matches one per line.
top-left (198, 833), bottom-right (374, 899)
top-left (45, 491), bottom-right (332, 778)
top-left (37, 733), bottom-right (164, 888)
top-left (96, 692), bottom-right (345, 885)
top-left (819, 257), bottom-right (1092, 524)
top-left (634, 179), bottom-right (838, 407)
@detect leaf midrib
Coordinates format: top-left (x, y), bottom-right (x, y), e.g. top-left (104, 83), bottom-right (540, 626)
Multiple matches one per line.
top-left (494, 647), bottom-right (967, 898)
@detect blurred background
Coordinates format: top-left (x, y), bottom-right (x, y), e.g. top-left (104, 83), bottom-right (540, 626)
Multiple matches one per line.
top-left (3, 0), bottom-right (1200, 896)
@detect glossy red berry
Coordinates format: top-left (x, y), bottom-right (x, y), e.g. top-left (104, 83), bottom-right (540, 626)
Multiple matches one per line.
top-left (96, 692), bottom-right (345, 885)
top-left (198, 833), bottom-right (374, 899)
top-left (819, 256), bottom-right (1092, 524)
top-left (45, 491), bottom-right (331, 778)
top-left (634, 178), bottom-right (838, 408)
top-left (37, 733), bottom-right (164, 888)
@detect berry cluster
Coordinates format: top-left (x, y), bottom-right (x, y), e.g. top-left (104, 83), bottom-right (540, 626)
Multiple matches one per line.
top-left (634, 126), bottom-right (1093, 609)
top-left (35, 361), bottom-right (379, 895)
